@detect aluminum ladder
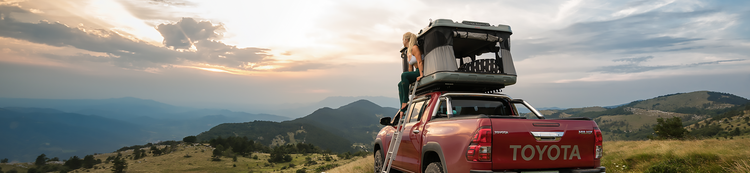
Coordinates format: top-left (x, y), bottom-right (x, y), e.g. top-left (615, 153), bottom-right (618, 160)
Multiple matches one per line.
top-left (380, 82), bottom-right (419, 173)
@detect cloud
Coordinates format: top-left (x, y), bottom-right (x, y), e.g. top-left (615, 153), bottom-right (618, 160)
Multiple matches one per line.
top-left (148, 0), bottom-right (194, 6)
top-left (556, 10), bottom-right (714, 52)
top-left (613, 56), bottom-right (654, 63)
top-left (117, 0), bottom-right (195, 21)
top-left (156, 17), bottom-right (223, 49)
top-left (0, 5), bottom-right (329, 72)
top-left (592, 58), bottom-right (745, 74)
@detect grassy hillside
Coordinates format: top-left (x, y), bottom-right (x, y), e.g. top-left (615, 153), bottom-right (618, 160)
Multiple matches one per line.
top-left (326, 155), bottom-right (374, 173)
top-left (542, 91), bottom-right (749, 141)
top-left (687, 104), bottom-right (750, 138)
top-left (0, 143), bottom-right (363, 173)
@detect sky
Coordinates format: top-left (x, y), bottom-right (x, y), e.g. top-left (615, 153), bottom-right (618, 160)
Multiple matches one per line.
top-left (0, 0), bottom-right (748, 112)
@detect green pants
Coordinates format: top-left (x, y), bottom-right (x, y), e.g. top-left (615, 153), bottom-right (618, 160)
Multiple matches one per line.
top-left (398, 70), bottom-right (420, 107)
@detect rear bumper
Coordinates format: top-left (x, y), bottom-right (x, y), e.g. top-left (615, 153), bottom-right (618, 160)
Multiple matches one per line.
top-left (470, 166), bottom-right (605, 173)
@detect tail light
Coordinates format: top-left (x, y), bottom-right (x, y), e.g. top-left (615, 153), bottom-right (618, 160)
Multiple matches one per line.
top-left (467, 126), bottom-right (492, 162)
top-left (594, 127), bottom-right (603, 159)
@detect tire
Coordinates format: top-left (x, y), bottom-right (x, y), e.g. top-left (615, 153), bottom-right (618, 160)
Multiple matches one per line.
top-left (374, 150), bottom-right (384, 173)
top-left (375, 150), bottom-right (400, 173)
top-left (424, 162), bottom-right (444, 173)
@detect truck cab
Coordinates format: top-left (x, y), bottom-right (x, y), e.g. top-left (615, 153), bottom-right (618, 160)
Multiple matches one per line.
top-left (374, 19), bottom-right (605, 173)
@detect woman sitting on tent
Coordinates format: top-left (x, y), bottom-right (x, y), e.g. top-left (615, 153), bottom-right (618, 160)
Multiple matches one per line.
top-left (398, 32), bottom-right (424, 113)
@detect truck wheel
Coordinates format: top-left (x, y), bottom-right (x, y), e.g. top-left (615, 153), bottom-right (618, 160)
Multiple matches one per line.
top-left (374, 150), bottom-right (385, 173)
top-left (375, 150), bottom-right (400, 173)
top-left (424, 162), bottom-right (444, 173)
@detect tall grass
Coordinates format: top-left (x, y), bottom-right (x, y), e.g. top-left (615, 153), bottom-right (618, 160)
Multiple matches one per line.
top-left (602, 137), bottom-right (750, 172)
top-left (325, 155), bottom-right (374, 173)
top-left (725, 159), bottom-right (750, 173)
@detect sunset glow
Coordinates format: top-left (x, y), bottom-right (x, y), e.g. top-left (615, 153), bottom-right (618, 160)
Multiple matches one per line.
top-left (0, 0), bottom-right (748, 108)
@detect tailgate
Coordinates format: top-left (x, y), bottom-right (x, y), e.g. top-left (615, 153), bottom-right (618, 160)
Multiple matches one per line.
top-left (491, 119), bottom-right (599, 170)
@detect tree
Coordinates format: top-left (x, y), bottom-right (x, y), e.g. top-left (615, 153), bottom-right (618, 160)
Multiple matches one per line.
top-left (213, 144), bottom-right (224, 158)
top-left (731, 127), bottom-right (741, 136)
top-left (150, 146), bottom-right (160, 156)
top-left (133, 149), bottom-right (141, 160)
top-left (82, 155), bottom-right (96, 169)
top-left (284, 154), bottom-right (293, 162)
top-left (64, 156), bottom-right (82, 170)
top-left (35, 153), bottom-right (48, 166)
top-left (183, 136), bottom-right (198, 143)
top-left (653, 117), bottom-right (687, 139)
top-left (111, 157), bottom-right (127, 173)
top-left (1, 158), bottom-right (8, 163)
top-left (153, 149), bottom-right (162, 156)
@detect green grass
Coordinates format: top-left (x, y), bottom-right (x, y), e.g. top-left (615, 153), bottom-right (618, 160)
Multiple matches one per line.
top-left (57, 143), bottom-right (360, 173)
top-left (0, 163), bottom-right (30, 173)
top-left (602, 137), bottom-right (750, 172)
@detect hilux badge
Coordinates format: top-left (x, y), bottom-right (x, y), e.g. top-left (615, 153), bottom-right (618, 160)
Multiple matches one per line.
top-left (579, 130), bottom-right (593, 134)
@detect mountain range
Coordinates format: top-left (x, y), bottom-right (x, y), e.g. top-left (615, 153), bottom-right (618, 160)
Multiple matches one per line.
top-left (0, 97), bottom-right (289, 162)
top-left (2, 91), bottom-right (748, 162)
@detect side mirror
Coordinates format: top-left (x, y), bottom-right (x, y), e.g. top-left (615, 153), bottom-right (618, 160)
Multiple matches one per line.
top-left (380, 117), bottom-right (392, 126)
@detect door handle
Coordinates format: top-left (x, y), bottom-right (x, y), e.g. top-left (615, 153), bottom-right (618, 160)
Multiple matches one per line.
top-left (413, 129), bottom-right (420, 134)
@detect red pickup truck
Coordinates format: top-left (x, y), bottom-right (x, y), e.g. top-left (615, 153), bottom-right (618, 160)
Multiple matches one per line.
top-left (374, 92), bottom-right (605, 173)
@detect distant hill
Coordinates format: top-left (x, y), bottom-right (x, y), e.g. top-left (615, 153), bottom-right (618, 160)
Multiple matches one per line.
top-left (0, 97), bottom-right (290, 121)
top-left (629, 91), bottom-right (746, 112)
top-left (196, 99), bottom-right (396, 153)
top-left (0, 107), bottom-right (146, 162)
top-left (543, 91), bottom-right (749, 141)
top-left (0, 97), bottom-right (289, 140)
top-left (266, 96), bottom-right (399, 119)
top-left (289, 100), bottom-right (398, 148)
top-left (0, 97), bottom-right (188, 119)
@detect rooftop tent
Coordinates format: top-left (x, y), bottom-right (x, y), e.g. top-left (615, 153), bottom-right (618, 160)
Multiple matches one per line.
top-left (402, 19), bottom-right (518, 94)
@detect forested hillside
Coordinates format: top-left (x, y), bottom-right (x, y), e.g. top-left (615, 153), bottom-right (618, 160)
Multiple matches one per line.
top-left (196, 100), bottom-right (396, 153)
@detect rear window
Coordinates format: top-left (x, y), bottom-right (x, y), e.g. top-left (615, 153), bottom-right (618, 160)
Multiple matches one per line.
top-left (449, 97), bottom-right (513, 117)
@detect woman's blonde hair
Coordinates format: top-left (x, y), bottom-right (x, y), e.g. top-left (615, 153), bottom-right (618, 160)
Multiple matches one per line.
top-left (403, 32), bottom-right (417, 57)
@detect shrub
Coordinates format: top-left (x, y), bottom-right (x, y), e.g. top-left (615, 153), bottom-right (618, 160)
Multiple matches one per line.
top-left (183, 136), bottom-right (197, 143)
top-left (652, 117), bottom-right (687, 139)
